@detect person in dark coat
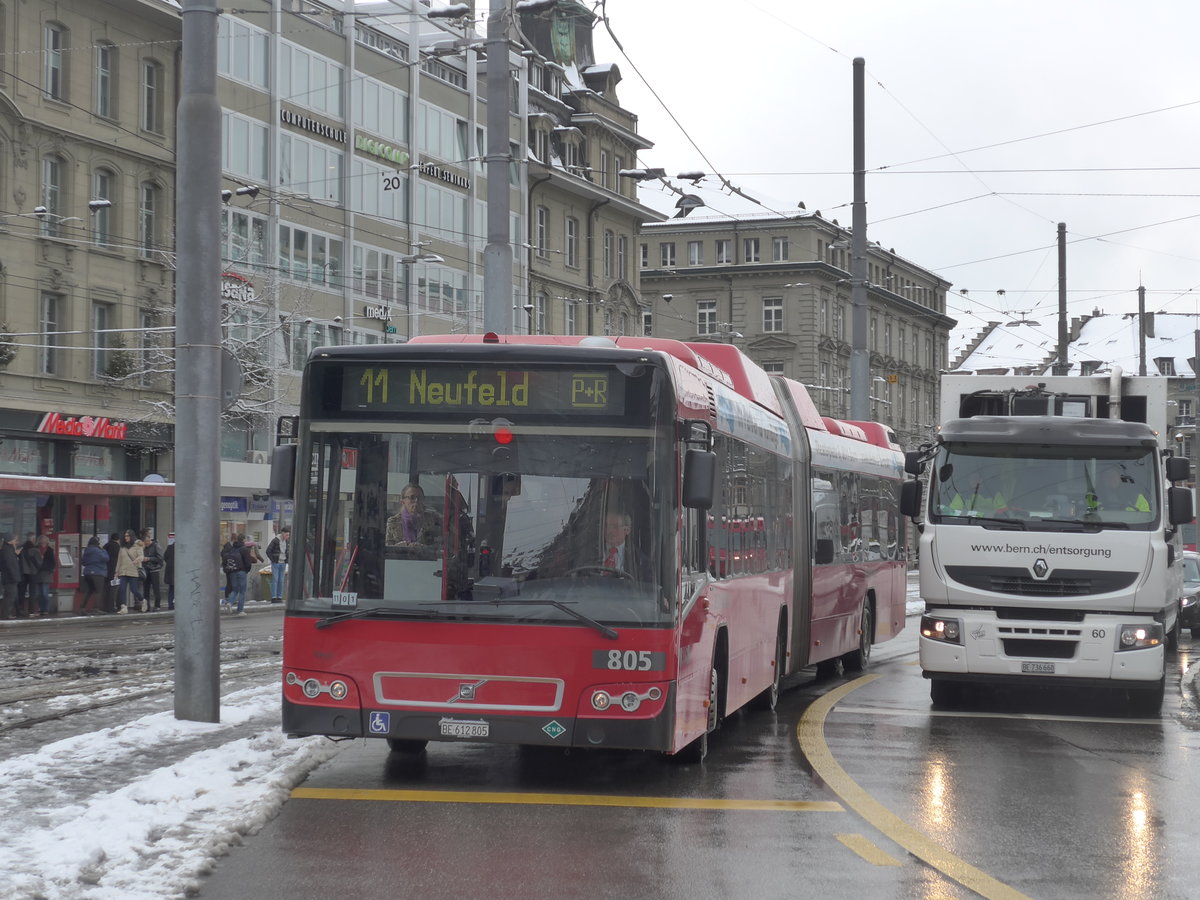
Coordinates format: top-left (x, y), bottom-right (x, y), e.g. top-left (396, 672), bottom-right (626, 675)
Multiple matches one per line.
top-left (80, 536), bottom-right (109, 615)
top-left (31, 535), bottom-right (56, 616)
top-left (164, 537), bottom-right (175, 610)
top-left (141, 528), bottom-right (164, 611)
top-left (103, 532), bottom-right (121, 614)
top-left (18, 533), bottom-right (38, 618)
top-left (0, 533), bottom-right (20, 619)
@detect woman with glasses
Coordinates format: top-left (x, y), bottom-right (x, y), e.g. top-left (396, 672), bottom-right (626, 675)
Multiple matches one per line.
top-left (385, 483), bottom-right (442, 547)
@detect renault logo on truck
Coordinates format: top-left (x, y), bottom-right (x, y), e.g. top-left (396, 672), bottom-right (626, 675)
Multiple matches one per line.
top-left (1031, 558), bottom-right (1050, 580)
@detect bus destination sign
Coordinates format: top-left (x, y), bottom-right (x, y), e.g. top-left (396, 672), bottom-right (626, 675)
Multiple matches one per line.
top-left (341, 365), bottom-right (623, 416)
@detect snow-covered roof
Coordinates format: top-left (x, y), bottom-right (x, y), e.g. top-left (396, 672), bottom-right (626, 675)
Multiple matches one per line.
top-left (952, 313), bottom-right (1200, 377)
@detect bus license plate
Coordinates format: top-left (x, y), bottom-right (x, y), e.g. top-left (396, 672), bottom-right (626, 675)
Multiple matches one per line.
top-left (1021, 662), bottom-right (1056, 674)
top-left (439, 717), bottom-right (489, 738)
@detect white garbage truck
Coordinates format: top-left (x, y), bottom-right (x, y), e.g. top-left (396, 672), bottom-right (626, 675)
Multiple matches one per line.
top-left (902, 371), bottom-right (1193, 710)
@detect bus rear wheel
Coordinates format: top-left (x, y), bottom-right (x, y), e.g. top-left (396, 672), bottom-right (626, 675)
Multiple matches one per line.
top-left (842, 598), bottom-right (873, 672)
top-left (387, 738), bottom-right (428, 754)
top-left (751, 630), bottom-right (786, 711)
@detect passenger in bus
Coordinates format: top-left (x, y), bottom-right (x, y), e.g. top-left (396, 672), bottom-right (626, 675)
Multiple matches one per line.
top-left (1090, 464), bottom-right (1150, 513)
top-left (385, 483), bottom-right (443, 547)
top-left (948, 471), bottom-right (1009, 515)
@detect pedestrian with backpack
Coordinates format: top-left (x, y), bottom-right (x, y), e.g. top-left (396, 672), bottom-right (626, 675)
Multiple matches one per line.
top-left (222, 535), bottom-right (253, 616)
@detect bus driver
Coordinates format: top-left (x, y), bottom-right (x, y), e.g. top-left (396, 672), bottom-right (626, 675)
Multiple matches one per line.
top-left (386, 484), bottom-right (442, 547)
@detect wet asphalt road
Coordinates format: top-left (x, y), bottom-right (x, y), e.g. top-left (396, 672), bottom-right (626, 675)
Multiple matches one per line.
top-left (195, 626), bottom-right (1200, 900)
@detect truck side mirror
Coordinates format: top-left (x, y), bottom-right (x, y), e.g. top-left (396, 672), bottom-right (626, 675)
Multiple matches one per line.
top-left (269, 444), bottom-right (297, 499)
top-left (900, 479), bottom-right (923, 518)
top-left (1167, 485), bottom-right (1193, 527)
top-left (904, 450), bottom-right (924, 476)
top-left (1165, 455), bottom-right (1190, 483)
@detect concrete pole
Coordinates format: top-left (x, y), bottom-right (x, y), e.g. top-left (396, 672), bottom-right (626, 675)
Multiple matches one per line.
top-left (849, 57), bottom-right (869, 421)
top-left (1138, 284), bottom-right (1147, 376)
top-left (174, 0), bottom-right (222, 722)
top-left (482, 0), bottom-right (513, 334)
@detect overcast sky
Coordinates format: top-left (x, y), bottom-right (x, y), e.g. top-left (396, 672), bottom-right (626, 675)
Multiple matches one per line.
top-left (586, 0), bottom-right (1200, 336)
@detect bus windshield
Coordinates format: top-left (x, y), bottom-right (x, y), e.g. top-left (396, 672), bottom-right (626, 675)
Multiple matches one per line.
top-left (930, 442), bottom-right (1158, 529)
top-left (296, 425), bottom-right (672, 628)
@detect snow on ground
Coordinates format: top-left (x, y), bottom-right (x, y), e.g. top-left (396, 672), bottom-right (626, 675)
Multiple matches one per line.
top-left (4, 578), bottom-right (925, 899)
top-left (2, 685), bottom-right (343, 900)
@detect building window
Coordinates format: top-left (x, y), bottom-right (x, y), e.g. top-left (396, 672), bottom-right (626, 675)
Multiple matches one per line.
top-left (763, 297), bottom-right (783, 333)
top-left (1155, 357), bottom-right (1176, 376)
top-left (716, 239), bottom-right (731, 264)
top-left (688, 240), bottom-right (703, 266)
top-left (565, 299), bottom-right (577, 335)
top-left (603, 230), bottom-right (614, 278)
top-left (45, 24), bottom-right (66, 100)
top-left (617, 235), bottom-right (628, 280)
top-left (534, 292), bottom-right (547, 335)
top-left (884, 321), bottom-right (892, 355)
top-left (743, 237), bottom-right (760, 263)
top-left (565, 217), bottom-right (579, 268)
top-left (772, 237), bottom-right (788, 262)
top-left (697, 300), bottom-right (717, 336)
top-left (532, 128), bottom-right (550, 163)
top-left (535, 206), bottom-right (549, 256)
top-left (642, 310), bottom-right (652, 337)
top-left (93, 169), bottom-right (114, 247)
top-left (142, 59), bottom-right (164, 134)
top-left (95, 42), bottom-right (116, 117)
top-left (41, 156), bottom-right (64, 237)
top-left (92, 302), bottom-right (112, 379)
top-left (138, 182), bottom-right (160, 258)
top-left (833, 303), bottom-right (844, 340)
top-left (640, 243), bottom-right (648, 268)
top-left (41, 293), bottom-right (62, 375)
top-left (599, 150), bottom-right (609, 189)
top-left (761, 361), bottom-right (784, 376)
top-left (660, 242), bottom-right (676, 267)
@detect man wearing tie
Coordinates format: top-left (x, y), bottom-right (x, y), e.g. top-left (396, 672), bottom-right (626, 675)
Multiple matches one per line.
top-left (602, 511), bottom-right (633, 574)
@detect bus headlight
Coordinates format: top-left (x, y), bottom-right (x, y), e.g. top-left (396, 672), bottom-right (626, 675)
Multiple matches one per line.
top-left (920, 614), bottom-right (962, 644)
top-left (591, 691), bottom-right (612, 711)
top-left (1117, 624), bottom-right (1163, 651)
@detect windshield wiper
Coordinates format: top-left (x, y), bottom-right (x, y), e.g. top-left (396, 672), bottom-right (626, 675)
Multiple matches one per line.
top-left (970, 516), bottom-right (1027, 530)
top-left (429, 598), bottom-right (619, 640)
top-left (315, 606), bottom-right (455, 630)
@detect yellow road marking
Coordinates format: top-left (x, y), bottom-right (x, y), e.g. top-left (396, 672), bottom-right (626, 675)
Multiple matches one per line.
top-left (837, 833), bottom-right (902, 867)
top-left (290, 787), bottom-right (843, 812)
top-left (798, 675), bottom-right (1033, 900)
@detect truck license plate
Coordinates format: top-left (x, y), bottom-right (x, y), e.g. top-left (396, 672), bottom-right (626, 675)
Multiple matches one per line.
top-left (1021, 662), bottom-right (1056, 674)
top-left (439, 717), bottom-right (489, 738)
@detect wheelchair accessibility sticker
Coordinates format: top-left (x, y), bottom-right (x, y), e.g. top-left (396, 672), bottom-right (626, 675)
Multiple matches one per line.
top-left (368, 711), bottom-right (390, 734)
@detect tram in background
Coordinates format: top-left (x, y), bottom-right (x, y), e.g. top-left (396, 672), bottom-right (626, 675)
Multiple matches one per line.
top-left (270, 334), bottom-right (906, 761)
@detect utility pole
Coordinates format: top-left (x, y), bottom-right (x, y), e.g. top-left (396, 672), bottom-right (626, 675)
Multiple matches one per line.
top-left (1052, 222), bottom-right (1069, 375)
top-left (175, 0), bottom-right (222, 722)
top-left (1138, 284), bottom-right (1147, 376)
top-left (849, 57), bottom-right (869, 420)
top-left (482, 0), bottom-right (512, 334)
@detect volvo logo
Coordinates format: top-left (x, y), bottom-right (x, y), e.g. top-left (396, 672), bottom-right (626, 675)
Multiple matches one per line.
top-left (449, 679), bottom-right (488, 703)
top-left (1031, 558), bottom-right (1050, 580)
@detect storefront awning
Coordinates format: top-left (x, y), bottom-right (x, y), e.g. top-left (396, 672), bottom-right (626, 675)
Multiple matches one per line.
top-left (0, 475), bottom-right (176, 497)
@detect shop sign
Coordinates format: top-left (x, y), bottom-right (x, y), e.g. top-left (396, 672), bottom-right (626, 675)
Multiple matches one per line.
top-left (363, 304), bottom-right (392, 321)
top-left (280, 108), bottom-right (346, 144)
top-left (36, 412), bottom-right (129, 441)
top-left (250, 493), bottom-right (271, 514)
top-left (356, 134), bottom-right (410, 166)
top-left (418, 161), bottom-right (471, 190)
top-left (220, 496), bottom-right (249, 514)
top-left (221, 273), bottom-right (259, 304)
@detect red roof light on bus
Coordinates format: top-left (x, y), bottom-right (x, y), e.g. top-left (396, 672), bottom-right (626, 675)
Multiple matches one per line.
top-left (494, 426), bottom-right (514, 445)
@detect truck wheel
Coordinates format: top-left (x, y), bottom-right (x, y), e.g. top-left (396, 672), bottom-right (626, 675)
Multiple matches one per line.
top-left (1126, 678), bottom-right (1165, 716)
top-left (929, 679), bottom-right (962, 709)
top-left (1191, 626), bottom-right (1200, 640)
top-left (842, 598), bottom-right (873, 672)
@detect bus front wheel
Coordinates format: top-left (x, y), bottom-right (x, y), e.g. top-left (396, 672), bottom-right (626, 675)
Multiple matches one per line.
top-left (672, 666), bottom-right (718, 764)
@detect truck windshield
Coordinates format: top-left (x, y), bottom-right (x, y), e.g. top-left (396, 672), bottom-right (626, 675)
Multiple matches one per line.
top-left (930, 442), bottom-right (1158, 530)
top-left (294, 425), bottom-right (672, 628)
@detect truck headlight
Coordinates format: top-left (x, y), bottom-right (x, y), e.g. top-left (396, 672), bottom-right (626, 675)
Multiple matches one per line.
top-left (1117, 624), bottom-right (1163, 651)
top-left (920, 614), bottom-right (962, 644)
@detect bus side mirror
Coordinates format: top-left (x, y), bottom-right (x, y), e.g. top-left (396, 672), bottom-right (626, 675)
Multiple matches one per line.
top-left (682, 449), bottom-right (716, 509)
top-left (904, 450), bottom-right (924, 476)
top-left (1166, 456), bottom-right (1190, 483)
top-left (900, 479), bottom-right (923, 518)
top-left (269, 444), bottom-right (297, 499)
top-left (1167, 485), bottom-right (1193, 527)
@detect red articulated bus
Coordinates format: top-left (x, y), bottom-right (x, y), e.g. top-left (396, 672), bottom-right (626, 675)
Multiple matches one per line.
top-left (270, 335), bottom-right (906, 761)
